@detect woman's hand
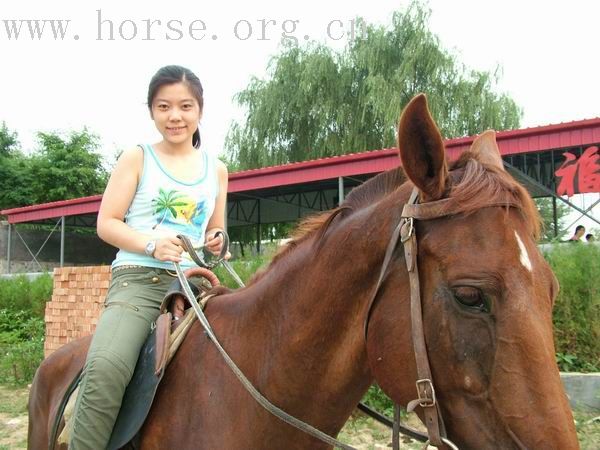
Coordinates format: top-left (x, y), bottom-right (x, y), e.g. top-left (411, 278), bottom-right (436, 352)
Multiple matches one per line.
top-left (152, 236), bottom-right (184, 262)
top-left (204, 229), bottom-right (231, 259)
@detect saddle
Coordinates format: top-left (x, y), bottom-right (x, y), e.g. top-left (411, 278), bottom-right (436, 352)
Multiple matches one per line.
top-left (52, 278), bottom-right (213, 450)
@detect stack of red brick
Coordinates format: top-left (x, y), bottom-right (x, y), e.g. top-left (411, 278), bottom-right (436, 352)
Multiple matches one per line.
top-left (45, 266), bottom-right (111, 357)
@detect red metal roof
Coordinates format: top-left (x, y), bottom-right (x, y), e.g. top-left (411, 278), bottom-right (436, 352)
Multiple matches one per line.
top-left (3, 117), bottom-right (600, 224)
top-left (445, 117), bottom-right (600, 159)
top-left (229, 117), bottom-right (600, 192)
top-left (1, 195), bottom-right (103, 224)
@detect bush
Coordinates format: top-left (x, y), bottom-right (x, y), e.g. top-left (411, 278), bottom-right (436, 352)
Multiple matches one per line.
top-left (0, 273), bottom-right (53, 318)
top-left (0, 310), bottom-right (45, 385)
top-left (0, 274), bottom-right (52, 385)
top-left (544, 244), bottom-right (600, 371)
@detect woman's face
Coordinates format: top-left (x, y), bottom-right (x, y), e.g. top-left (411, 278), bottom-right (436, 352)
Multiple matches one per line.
top-left (150, 82), bottom-right (201, 146)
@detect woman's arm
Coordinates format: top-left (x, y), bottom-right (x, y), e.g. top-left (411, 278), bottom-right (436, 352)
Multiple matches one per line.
top-left (97, 147), bottom-right (183, 262)
top-left (205, 159), bottom-right (229, 255)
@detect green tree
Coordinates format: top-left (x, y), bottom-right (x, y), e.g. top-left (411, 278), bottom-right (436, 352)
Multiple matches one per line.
top-left (28, 129), bottom-right (108, 204)
top-left (535, 197), bottom-right (571, 242)
top-left (0, 122), bottom-right (19, 156)
top-left (0, 157), bottom-right (35, 210)
top-left (229, 222), bottom-right (295, 258)
top-left (226, 1), bottom-right (522, 170)
top-left (0, 124), bottom-right (34, 210)
top-left (0, 127), bottom-right (108, 210)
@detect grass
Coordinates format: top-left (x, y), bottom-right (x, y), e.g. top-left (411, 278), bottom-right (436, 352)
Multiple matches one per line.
top-left (0, 385), bottom-right (29, 450)
top-left (575, 411), bottom-right (600, 450)
top-left (0, 386), bottom-right (28, 415)
top-left (338, 410), bottom-right (426, 449)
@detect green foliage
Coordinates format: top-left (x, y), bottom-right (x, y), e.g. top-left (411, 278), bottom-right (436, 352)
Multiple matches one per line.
top-left (361, 384), bottom-right (395, 417)
top-left (555, 352), bottom-right (580, 372)
top-left (0, 122), bottom-right (19, 157)
top-left (0, 154), bottom-right (35, 210)
top-left (0, 275), bottom-right (52, 385)
top-left (212, 254), bottom-right (271, 287)
top-left (0, 126), bottom-right (107, 210)
top-left (545, 244), bottom-right (600, 371)
top-left (228, 223), bottom-right (296, 257)
top-left (0, 310), bottom-right (45, 385)
top-left (226, 1), bottom-right (521, 170)
top-left (0, 123), bottom-right (32, 209)
top-left (0, 274), bottom-right (53, 318)
top-left (535, 197), bottom-right (571, 242)
top-left (29, 129), bottom-right (108, 204)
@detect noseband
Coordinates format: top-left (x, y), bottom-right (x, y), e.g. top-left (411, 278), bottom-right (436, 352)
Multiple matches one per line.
top-left (365, 187), bottom-right (520, 449)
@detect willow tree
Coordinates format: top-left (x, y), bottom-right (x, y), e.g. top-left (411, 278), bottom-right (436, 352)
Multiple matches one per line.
top-left (226, 1), bottom-right (522, 170)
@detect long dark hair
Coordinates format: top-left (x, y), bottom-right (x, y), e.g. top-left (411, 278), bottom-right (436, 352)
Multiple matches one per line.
top-left (147, 65), bottom-right (203, 149)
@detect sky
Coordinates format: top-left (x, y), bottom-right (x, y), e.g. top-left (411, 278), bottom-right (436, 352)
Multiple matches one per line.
top-left (1, 0), bottom-right (599, 233)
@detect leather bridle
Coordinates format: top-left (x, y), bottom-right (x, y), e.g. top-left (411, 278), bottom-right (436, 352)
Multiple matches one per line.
top-left (365, 187), bottom-right (520, 449)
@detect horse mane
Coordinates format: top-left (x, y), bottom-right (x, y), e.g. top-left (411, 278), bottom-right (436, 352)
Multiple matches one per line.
top-left (246, 151), bottom-right (541, 285)
top-left (449, 150), bottom-right (542, 239)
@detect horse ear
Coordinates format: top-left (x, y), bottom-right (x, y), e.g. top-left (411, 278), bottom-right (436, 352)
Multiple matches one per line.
top-left (397, 94), bottom-right (448, 201)
top-left (470, 130), bottom-right (504, 170)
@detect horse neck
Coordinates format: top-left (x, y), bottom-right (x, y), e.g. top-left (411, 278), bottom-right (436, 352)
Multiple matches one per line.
top-left (216, 200), bottom-right (403, 428)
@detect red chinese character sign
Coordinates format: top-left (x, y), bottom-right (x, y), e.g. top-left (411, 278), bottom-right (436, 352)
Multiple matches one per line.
top-left (555, 146), bottom-right (600, 196)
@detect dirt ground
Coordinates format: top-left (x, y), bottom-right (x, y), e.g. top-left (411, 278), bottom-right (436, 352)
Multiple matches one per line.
top-left (0, 386), bottom-right (29, 450)
top-left (2, 385), bottom-right (598, 449)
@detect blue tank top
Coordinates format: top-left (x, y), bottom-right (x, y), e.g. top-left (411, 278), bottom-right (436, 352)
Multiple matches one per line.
top-left (112, 144), bottom-right (219, 270)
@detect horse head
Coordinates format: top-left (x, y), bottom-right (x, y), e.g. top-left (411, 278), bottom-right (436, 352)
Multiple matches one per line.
top-left (365, 95), bottom-right (578, 449)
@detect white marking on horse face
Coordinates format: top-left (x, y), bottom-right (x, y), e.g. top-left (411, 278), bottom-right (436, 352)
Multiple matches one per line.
top-left (514, 231), bottom-right (533, 272)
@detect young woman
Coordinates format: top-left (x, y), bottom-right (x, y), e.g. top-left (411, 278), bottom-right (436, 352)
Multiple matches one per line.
top-left (69, 65), bottom-right (228, 450)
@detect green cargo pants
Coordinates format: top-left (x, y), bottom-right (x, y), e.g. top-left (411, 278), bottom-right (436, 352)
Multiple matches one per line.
top-left (69, 267), bottom-right (176, 450)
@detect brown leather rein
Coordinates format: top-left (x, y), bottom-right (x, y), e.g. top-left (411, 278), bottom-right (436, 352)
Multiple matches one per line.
top-left (364, 187), bottom-right (521, 449)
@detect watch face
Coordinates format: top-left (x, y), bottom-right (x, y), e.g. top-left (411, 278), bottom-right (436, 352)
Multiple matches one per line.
top-left (146, 241), bottom-right (156, 256)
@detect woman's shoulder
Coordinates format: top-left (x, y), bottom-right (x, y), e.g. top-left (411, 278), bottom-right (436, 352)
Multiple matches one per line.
top-left (215, 158), bottom-right (228, 173)
top-left (213, 157), bottom-right (228, 181)
top-left (118, 145), bottom-right (145, 162)
top-left (111, 146), bottom-right (145, 176)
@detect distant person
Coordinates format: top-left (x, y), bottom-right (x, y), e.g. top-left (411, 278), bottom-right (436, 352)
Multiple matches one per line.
top-left (568, 225), bottom-right (586, 242)
top-left (586, 233), bottom-right (595, 243)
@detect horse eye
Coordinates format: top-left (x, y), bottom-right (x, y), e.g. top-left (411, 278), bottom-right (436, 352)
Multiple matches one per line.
top-left (452, 286), bottom-right (489, 312)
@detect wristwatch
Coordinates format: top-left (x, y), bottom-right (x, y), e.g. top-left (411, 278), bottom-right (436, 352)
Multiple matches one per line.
top-left (144, 240), bottom-right (157, 257)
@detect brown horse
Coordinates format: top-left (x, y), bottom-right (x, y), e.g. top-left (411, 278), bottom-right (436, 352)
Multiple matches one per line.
top-left (28, 95), bottom-right (579, 449)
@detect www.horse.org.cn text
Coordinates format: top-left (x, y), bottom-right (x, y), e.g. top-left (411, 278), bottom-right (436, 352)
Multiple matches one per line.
top-left (1, 10), bottom-right (368, 44)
